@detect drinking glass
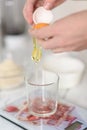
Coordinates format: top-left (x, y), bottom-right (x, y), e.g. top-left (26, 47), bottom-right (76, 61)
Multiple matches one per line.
top-left (25, 70), bottom-right (59, 117)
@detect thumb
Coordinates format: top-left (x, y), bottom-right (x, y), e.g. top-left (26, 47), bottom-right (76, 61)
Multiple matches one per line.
top-left (44, 0), bottom-right (57, 10)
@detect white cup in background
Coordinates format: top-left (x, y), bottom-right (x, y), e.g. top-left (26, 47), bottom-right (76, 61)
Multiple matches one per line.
top-left (43, 54), bottom-right (85, 89)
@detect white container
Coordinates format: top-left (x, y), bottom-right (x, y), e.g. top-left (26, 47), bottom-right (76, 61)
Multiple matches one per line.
top-left (43, 54), bottom-right (85, 89)
top-left (5, 35), bottom-right (27, 51)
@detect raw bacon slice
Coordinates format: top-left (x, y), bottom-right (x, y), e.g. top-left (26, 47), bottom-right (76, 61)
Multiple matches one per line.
top-left (4, 106), bottom-right (19, 112)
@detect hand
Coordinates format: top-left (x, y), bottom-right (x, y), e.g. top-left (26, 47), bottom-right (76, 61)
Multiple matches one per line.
top-left (30, 10), bottom-right (87, 53)
top-left (23, 0), bottom-right (65, 24)
top-left (44, 0), bottom-right (65, 9)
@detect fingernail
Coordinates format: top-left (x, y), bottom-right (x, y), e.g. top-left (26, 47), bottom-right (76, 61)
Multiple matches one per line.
top-left (44, 2), bottom-right (51, 9)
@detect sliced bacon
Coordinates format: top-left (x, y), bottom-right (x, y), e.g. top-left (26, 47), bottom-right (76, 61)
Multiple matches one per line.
top-left (4, 106), bottom-right (19, 112)
top-left (4, 100), bottom-right (74, 126)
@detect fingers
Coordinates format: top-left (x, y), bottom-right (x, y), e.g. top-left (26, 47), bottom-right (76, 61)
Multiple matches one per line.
top-left (29, 25), bottom-right (54, 39)
top-left (37, 37), bottom-right (64, 49)
top-left (35, 0), bottom-right (44, 8)
top-left (44, 0), bottom-right (57, 9)
top-left (23, 0), bottom-right (36, 24)
top-left (38, 37), bottom-right (83, 52)
top-left (53, 47), bottom-right (73, 53)
top-left (44, 0), bottom-right (65, 10)
top-left (52, 43), bottom-right (83, 53)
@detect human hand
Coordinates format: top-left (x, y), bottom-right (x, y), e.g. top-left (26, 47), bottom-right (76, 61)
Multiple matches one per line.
top-left (23, 0), bottom-right (65, 24)
top-left (30, 10), bottom-right (87, 53)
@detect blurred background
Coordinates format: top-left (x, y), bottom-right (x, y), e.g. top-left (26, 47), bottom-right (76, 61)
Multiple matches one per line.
top-left (0, 0), bottom-right (87, 113)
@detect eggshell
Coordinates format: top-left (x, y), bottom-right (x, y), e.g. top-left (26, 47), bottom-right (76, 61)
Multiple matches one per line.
top-left (33, 7), bottom-right (53, 24)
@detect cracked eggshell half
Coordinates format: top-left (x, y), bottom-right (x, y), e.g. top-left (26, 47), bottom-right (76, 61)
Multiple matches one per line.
top-left (33, 7), bottom-right (53, 24)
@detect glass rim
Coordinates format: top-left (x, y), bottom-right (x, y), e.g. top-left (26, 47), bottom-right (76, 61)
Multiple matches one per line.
top-left (26, 72), bottom-right (59, 87)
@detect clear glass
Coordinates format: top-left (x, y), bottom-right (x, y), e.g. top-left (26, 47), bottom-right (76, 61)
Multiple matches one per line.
top-left (25, 70), bottom-right (59, 117)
